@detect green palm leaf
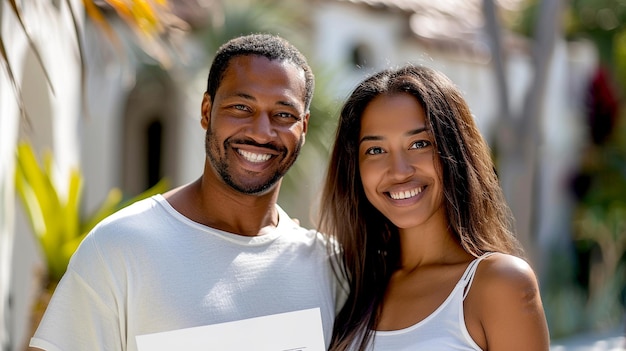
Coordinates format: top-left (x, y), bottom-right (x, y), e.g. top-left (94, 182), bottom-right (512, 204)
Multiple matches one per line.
top-left (15, 142), bottom-right (170, 283)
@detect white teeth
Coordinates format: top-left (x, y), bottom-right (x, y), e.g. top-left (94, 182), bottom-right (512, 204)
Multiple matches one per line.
top-left (238, 149), bottom-right (272, 163)
top-left (389, 187), bottom-right (422, 200)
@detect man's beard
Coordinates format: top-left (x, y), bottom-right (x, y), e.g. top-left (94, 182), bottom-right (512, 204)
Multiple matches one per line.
top-left (205, 129), bottom-right (303, 195)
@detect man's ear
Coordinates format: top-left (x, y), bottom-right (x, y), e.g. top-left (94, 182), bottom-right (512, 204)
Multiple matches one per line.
top-left (201, 92), bottom-right (211, 130)
top-left (301, 112), bottom-right (310, 145)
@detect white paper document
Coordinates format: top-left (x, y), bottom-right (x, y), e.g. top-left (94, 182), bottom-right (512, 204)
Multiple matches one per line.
top-left (136, 307), bottom-right (325, 351)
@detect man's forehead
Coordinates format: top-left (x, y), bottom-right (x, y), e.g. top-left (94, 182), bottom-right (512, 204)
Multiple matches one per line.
top-left (218, 56), bottom-right (306, 101)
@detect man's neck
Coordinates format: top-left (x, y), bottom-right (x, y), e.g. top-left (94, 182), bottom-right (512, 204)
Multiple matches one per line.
top-left (164, 177), bottom-right (281, 236)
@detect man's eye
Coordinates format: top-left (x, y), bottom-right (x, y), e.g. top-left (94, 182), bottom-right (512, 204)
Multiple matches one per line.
top-left (410, 140), bottom-right (431, 149)
top-left (276, 112), bottom-right (298, 120)
top-left (365, 147), bottom-right (384, 155)
top-left (233, 105), bottom-right (248, 111)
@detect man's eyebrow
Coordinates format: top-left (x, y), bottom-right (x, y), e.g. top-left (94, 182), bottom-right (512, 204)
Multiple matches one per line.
top-left (230, 92), bottom-right (300, 110)
top-left (226, 92), bottom-right (255, 101)
top-left (277, 100), bottom-right (298, 109)
top-left (359, 126), bottom-right (429, 145)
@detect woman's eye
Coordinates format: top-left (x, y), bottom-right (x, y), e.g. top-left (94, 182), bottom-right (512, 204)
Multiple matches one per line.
top-left (365, 147), bottom-right (385, 155)
top-left (410, 140), bottom-right (431, 149)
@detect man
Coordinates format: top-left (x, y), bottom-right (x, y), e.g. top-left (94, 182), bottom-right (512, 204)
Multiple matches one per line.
top-left (30, 34), bottom-right (340, 351)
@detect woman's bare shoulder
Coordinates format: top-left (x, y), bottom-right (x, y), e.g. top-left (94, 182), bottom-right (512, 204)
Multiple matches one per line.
top-left (469, 252), bottom-right (550, 350)
top-left (477, 253), bottom-right (538, 289)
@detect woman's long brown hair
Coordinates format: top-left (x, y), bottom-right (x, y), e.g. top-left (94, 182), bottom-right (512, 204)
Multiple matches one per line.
top-left (318, 65), bottom-right (523, 350)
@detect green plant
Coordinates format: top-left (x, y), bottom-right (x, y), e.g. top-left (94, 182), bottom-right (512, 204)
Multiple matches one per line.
top-left (15, 141), bottom-right (169, 284)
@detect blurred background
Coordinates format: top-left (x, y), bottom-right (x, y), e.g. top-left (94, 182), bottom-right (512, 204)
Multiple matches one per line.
top-left (1, 0), bottom-right (625, 350)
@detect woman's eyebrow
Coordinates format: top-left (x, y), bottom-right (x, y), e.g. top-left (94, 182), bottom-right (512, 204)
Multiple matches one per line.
top-left (359, 126), bottom-right (429, 145)
top-left (359, 135), bottom-right (382, 144)
top-left (407, 126), bottom-right (428, 136)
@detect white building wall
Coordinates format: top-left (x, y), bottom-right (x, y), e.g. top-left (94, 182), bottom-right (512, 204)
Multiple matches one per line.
top-left (312, 2), bottom-right (405, 94)
top-left (170, 63), bottom-right (208, 187)
top-left (81, 21), bottom-right (137, 214)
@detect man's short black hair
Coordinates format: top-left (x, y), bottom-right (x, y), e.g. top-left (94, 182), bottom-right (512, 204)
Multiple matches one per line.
top-left (206, 33), bottom-right (314, 110)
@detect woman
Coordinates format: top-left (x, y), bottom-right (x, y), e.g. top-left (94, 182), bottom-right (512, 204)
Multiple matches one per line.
top-left (319, 65), bottom-right (550, 350)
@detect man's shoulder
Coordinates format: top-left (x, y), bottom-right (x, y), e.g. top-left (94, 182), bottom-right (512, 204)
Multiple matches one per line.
top-left (68, 195), bottom-right (168, 268)
top-left (95, 195), bottom-right (163, 228)
top-left (275, 215), bottom-right (336, 254)
top-left (81, 195), bottom-right (164, 248)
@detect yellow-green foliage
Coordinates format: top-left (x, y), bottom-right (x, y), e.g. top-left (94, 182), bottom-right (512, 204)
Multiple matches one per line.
top-left (15, 141), bottom-right (169, 283)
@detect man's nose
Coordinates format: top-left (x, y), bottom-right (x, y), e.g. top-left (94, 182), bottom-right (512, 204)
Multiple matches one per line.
top-left (248, 113), bottom-right (276, 143)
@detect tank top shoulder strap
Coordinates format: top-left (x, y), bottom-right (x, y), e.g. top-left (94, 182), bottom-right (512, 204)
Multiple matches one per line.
top-left (460, 252), bottom-right (497, 300)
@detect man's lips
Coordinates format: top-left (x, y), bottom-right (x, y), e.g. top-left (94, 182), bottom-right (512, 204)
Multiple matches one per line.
top-left (237, 149), bottom-right (272, 163)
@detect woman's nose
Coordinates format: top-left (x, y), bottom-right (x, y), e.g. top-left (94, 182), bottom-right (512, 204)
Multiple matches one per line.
top-left (388, 152), bottom-right (414, 180)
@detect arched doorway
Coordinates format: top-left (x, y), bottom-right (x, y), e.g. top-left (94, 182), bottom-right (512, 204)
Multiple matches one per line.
top-left (121, 67), bottom-right (178, 195)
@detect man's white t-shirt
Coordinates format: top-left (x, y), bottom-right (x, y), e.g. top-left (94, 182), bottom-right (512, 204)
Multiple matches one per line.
top-left (30, 195), bottom-right (340, 351)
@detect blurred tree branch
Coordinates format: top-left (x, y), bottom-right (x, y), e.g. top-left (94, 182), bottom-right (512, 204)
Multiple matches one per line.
top-left (0, 0), bottom-right (191, 124)
top-left (482, 0), bottom-right (563, 267)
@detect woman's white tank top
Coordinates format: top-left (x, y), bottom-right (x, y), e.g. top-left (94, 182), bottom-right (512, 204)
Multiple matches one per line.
top-left (365, 253), bottom-right (495, 351)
